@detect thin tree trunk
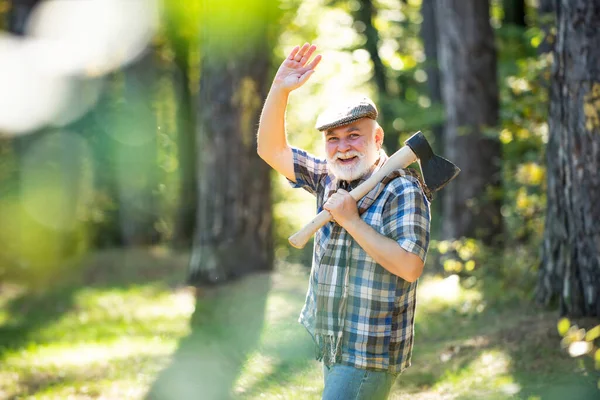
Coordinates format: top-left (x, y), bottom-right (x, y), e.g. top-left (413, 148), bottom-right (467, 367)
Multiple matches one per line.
top-left (436, 0), bottom-right (503, 245)
top-left (353, 0), bottom-right (400, 151)
top-left (420, 0), bottom-right (444, 155)
top-left (536, 0), bottom-right (600, 317)
top-left (7, 0), bottom-right (38, 35)
top-left (113, 52), bottom-right (160, 246)
top-left (355, 0), bottom-right (388, 95)
top-left (171, 44), bottom-right (198, 248)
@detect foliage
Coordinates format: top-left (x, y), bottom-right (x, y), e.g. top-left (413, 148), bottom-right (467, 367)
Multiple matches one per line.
top-left (557, 318), bottom-right (600, 389)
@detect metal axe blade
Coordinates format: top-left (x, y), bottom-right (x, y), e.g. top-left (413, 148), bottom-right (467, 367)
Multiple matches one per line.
top-left (405, 131), bottom-right (460, 192)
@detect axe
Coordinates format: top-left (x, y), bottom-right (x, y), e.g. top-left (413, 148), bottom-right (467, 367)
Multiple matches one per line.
top-left (288, 131), bottom-right (460, 249)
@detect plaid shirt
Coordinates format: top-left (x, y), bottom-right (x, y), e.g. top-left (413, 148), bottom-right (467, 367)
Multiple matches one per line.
top-left (288, 147), bottom-right (430, 375)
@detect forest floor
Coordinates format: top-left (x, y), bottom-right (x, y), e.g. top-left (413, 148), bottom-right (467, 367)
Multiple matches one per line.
top-left (0, 247), bottom-right (598, 400)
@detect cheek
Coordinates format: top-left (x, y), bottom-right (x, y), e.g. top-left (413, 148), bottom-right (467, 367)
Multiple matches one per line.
top-left (353, 138), bottom-right (368, 152)
top-left (325, 143), bottom-right (337, 158)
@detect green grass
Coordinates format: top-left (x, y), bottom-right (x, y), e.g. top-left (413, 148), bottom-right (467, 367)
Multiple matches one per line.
top-left (1, 248), bottom-right (598, 399)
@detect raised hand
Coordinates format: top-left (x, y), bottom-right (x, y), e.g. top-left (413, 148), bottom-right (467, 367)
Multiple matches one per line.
top-left (273, 43), bottom-right (322, 93)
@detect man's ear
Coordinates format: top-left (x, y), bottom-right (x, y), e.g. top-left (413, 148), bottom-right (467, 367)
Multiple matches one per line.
top-left (375, 124), bottom-right (384, 149)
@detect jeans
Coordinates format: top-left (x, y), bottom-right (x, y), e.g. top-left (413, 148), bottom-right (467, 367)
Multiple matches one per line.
top-left (322, 363), bottom-right (397, 400)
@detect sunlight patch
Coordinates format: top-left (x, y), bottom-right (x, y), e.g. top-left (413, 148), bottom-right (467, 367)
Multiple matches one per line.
top-left (5, 338), bottom-right (176, 369)
top-left (265, 293), bottom-right (300, 324)
top-left (73, 286), bottom-right (195, 320)
top-left (233, 352), bottom-right (276, 396)
top-left (417, 275), bottom-right (483, 314)
top-left (436, 349), bottom-right (519, 397)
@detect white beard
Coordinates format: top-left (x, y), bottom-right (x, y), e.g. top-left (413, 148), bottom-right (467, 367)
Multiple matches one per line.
top-left (326, 140), bottom-right (379, 182)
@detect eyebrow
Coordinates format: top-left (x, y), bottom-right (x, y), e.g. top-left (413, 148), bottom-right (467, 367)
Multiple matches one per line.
top-left (325, 125), bottom-right (360, 136)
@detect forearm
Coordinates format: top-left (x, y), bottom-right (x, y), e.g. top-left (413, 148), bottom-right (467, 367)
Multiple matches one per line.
top-left (343, 217), bottom-right (424, 282)
top-left (257, 85), bottom-right (290, 157)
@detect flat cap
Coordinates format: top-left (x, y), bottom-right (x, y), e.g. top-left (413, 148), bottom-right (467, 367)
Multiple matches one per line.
top-left (315, 96), bottom-right (378, 132)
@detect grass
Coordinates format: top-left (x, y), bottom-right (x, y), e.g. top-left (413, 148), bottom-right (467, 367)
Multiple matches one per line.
top-left (1, 248), bottom-right (598, 399)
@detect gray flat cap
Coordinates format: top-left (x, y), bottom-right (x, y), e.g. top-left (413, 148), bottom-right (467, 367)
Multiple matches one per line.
top-left (315, 96), bottom-right (378, 132)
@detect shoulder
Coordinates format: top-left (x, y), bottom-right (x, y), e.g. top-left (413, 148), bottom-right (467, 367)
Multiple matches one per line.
top-left (385, 169), bottom-right (425, 196)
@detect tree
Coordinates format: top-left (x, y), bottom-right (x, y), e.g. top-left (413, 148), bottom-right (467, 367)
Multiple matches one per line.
top-left (354, 0), bottom-right (388, 96)
top-left (536, 0), bottom-right (600, 317)
top-left (163, 2), bottom-right (199, 248)
top-left (435, 0), bottom-right (503, 245)
top-left (419, 0), bottom-right (443, 154)
top-left (111, 54), bottom-right (161, 246)
top-left (350, 0), bottom-right (401, 151)
top-left (187, 3), bottom-right (278, 284)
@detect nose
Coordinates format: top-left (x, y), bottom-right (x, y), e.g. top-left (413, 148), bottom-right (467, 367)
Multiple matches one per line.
top-left (338, 138), bottom-right (351, 152)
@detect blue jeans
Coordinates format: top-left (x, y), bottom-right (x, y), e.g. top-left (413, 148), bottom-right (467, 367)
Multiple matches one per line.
top-left (322, 363), bottom-right (397, 400)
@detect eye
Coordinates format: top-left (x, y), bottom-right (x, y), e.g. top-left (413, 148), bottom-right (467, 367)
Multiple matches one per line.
top-left (349, 133), bottom-right (360, 139)
top-left (327, 137), bottom-right (338, 142)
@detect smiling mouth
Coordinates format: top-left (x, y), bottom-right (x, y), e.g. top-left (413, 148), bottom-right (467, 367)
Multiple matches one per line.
top-left (338, 156), bottom-right (358, 165)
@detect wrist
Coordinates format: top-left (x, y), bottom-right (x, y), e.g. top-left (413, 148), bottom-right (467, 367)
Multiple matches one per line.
top-left (340, 215), bottom-right (363, 233)
top-left (270, 82), bottom-right (292, 96)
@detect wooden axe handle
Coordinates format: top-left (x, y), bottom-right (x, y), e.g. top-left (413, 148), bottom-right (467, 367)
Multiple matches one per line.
top-left (288, 146), bottom-right (418, 249)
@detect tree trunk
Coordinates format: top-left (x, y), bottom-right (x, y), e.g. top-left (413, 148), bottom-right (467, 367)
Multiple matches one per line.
top-left (188, 13), bottom-right (275, 284)
top-left (112, 53), bottom-right (160, 246)
top-left (355, 0), bottom-right (387, 95)
top-left (7, 0), bottom-right (38, 35)
top-left (436, 0), bottom-right (503, 245)
top-left (502, 0), bottom-right (527, 27)
top-left (171, 44), bottom-right (198, 248)
top-left (536, 0), bottom-right (600, 317)
top-left (420, 0), bottom-right (444, 157)
top-left (353, 0), bottom-right (400, 152)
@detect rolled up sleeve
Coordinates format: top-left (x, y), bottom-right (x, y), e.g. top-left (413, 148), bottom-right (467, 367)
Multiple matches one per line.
top-left (287, 147), bottom-right (329, 197)
top-left (382, 176), bottom-right (431, 262)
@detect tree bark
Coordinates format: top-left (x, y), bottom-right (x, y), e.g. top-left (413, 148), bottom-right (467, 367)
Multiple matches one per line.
top-left (188, 13), bottom-right (275, 284)
top-left (171, 44), bottom-right (198, 248)
top-left (420, 0), bottom-right (444, 154)
top-left (536, 0), bottom-right (600, 317)
top-left (7, 0), bottom-right (38, 35)
top-left (112, 53), bottom-right (160, 246)
top-left (355, 0), bottom-right (388, 95)
top-left (436, 0), bottom-right (503, 245)
top-left (353, 0), bottom-right (400, 151)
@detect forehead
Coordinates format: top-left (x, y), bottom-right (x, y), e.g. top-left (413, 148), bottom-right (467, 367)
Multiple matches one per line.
top-left (325, 118), bottom-right (373, 136)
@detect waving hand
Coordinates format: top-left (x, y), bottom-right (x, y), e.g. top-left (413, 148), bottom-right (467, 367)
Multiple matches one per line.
top-left (273, 43), bottom-right (322, 93)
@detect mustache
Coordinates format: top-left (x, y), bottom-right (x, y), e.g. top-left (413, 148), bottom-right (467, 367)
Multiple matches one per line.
top-left (329, 150), bottom-right (365, 161)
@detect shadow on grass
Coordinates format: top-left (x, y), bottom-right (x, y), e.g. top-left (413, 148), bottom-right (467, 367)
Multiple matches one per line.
top-left (146, 272), bottom-right (273, 400)
top-left (0, 247), bottom-right (190, 369)
top-left (0, 287), bottom-right (79, 361)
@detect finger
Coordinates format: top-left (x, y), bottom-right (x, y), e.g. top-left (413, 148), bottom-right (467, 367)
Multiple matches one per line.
top-left (305, 54), bottom-right (322, 70)
top-left (298, 70), bottom-right (315, 85)
top-left (295, 43), bottom-right (310, 61)
top-left (288, 45), bottom-right (300, 60)
top-left (300, 45), bottom-right (317, 66)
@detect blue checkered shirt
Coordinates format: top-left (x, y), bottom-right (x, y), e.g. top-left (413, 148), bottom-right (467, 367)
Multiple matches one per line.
top-left (288, 147), bottom-right (431, 374)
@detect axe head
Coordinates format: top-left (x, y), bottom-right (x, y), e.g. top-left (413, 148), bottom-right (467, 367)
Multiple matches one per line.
top-left (405, 131), bottom-right (460, 192)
